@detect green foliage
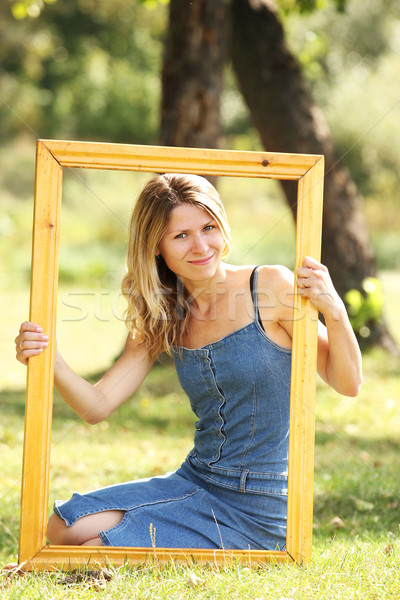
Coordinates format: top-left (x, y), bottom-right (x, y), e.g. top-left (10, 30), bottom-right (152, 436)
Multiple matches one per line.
top-left (10, 0), bottom-right (57, 20)
top-left (277, 0), bottom-right (346, 15)
top-left (138, 0), bottom-right (169, 7)
top-left (1, 0), bottom-right (167, 143)
top-left (345, 277), bottom-right (384, 339)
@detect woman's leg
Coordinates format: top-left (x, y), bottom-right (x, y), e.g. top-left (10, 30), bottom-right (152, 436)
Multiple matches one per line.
top-left (47, 510), bottom-right (124, 546)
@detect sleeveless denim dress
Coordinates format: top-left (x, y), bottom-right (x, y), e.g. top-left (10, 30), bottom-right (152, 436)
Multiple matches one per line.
top-left (54, 267), bottom-right (292, 550)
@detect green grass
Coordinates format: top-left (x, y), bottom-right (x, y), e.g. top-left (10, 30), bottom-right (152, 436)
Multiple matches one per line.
top-left (1, 546), bottom-right (400, 599)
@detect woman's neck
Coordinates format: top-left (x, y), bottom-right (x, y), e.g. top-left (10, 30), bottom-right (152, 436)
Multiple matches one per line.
top-left (180, 263), bottom-right (228, 318)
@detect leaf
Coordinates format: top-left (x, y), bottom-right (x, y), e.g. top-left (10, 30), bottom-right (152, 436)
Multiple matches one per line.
top-left (330, 515), bottom-right (345, 529)
top-left (187, 571), bottom-right (204, 587)
top-left (384, 544), bottom-right (394, 556)
top-left (1, 563), bottom-right (25, 578)
top-left (351, 497), bottom-right (374, 512)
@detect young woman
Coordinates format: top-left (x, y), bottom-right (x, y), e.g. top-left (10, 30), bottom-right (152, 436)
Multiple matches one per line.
top-left (15, 173), bottom-right (362, 551)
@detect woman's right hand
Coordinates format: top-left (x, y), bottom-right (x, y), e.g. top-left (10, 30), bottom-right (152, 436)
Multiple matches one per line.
top-left (15, 321), bottom-right (49, 366)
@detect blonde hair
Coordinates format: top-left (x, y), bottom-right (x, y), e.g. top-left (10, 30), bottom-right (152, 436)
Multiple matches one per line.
top-left (121, 173), bottom-right (231, 360)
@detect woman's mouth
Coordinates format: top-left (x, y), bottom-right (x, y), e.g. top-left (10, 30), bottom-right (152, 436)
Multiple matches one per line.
top-left (188, 255), bottom-right (214, 265)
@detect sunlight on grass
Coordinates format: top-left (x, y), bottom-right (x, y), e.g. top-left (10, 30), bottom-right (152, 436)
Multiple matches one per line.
top-left (1, 543), bottom-right (400, 598)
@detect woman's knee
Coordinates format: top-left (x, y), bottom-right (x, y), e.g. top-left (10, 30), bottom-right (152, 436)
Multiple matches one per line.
top-left (47, 509), bottom-right (125, 545)
top-left (47, 512), bottom-right (70, 545)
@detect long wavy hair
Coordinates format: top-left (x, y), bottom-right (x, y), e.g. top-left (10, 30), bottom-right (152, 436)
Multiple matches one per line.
top-left (121, 173), bottom-right (232, 360)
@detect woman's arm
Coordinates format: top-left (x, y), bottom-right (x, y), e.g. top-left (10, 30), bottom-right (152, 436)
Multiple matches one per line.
top-left (258, 258), bottom-right (362, 397)
top-left (15, 322), bottom-right (154, 424)
top-left (296, 256), bottom-right (362, 397)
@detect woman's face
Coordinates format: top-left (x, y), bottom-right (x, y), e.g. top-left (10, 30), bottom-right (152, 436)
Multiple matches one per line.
top-left (157, 203), bottom-right (225, 282)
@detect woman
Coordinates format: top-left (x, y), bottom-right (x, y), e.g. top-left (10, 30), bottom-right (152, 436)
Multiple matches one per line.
top-left (15, 173), bottom-right (362, 550)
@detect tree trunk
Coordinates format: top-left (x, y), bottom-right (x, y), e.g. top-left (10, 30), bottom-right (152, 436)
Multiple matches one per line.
top-left (159, 0), bottom-right (229, 150)
top-left (230, 0), bottom-right (398, 353)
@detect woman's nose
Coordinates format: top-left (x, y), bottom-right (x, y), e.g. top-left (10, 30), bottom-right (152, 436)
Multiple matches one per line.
top-left (191, 234), bottom-right (207, 254)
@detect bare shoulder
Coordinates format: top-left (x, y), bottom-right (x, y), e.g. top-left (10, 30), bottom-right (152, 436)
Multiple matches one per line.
top-left (257, 265), bottom-right (295, 327)
top-left (257, 264), bottom-right (294, 293)
top-left (223, 263), bottom-right (256, 288)
top-left (224, 262), bottom-right (294, 294)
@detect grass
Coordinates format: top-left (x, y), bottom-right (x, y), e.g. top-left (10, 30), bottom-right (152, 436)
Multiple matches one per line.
top-left (1, 546), bottom-right (400, 599)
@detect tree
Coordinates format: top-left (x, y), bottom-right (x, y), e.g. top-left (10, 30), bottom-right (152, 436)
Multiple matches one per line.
top-left (159, 0), bottom-right (229, 150)
top-left (160, 0), bottom-right (398, 354)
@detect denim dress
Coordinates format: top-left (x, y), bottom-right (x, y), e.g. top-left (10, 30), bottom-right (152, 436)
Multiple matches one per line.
top-left (54, 267), bottom-right (292, 550)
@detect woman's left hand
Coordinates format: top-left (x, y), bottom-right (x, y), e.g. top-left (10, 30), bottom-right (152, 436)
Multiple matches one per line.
top-left (297, 256), bottom-right (362, 396)
top-left (296, 256), bottom-right (343, 320)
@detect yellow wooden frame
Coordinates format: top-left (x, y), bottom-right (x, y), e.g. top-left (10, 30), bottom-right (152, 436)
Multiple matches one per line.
top-left (19, 140), bottom-right (324, 570)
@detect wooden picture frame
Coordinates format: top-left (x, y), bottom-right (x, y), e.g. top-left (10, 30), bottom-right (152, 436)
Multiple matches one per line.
top-left (19, 140), bottom-right (324, 570)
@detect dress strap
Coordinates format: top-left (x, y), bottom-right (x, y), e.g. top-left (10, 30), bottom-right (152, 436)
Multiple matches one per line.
top-left (249, 266), bottom-right (265, 331)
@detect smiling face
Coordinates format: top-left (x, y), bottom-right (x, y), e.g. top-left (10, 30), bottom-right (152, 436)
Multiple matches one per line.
top-left (157, 203), bottom-right (225, 283)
